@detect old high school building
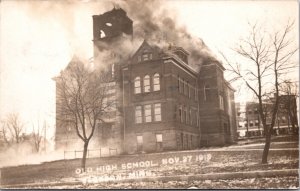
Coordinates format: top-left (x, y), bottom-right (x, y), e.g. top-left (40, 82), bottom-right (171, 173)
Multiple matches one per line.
top-left (54, 8), bottom-right (237, 154)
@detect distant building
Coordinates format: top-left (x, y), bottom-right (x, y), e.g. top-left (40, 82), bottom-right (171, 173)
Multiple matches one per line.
top-left (54, 8), bottom-right (237, 154)
top-left (0, 130), bottom-right (5, 149)
top-left (236, 94), bottom-right (298, 137)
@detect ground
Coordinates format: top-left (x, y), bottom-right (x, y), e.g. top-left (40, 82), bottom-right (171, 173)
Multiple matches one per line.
top-left (0, 135), bottom-right (298, 189)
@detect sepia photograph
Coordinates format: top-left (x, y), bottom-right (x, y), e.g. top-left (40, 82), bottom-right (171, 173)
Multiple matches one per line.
top-left (0, 0), bottom-right (298, 189)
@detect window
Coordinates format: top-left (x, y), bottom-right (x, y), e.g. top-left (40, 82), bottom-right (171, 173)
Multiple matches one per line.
top-left (219, 95), bottom-right (224, 110)
top-left (281, 116), bottom-right (286, 123)
top-left (144, 104), bottom-right (152, 122)
top-left (111, 64), bottom-right (115, 78)
top-left (154, 103), bottom-right (161, 121)
top-left (144, 75), bottom-right (150, 92)
top-left (178, 77), bottom-right (182, 93)
top-left (142, 53), bottom-right (149, 61)
top-left (156, 134), bottom-right (162, 142)
top-left (195, 88), bottom-right (197, 101)
top-left (196, 112), bottom-right (199, 127)
top-left (184, 81), bottom-right (189, 96)
top-left (189, 109), bottom-right (192, 125)
top-left (135, 106), bottom-right (142, 124)
top-left (183, 80), bottom-right (186, 95)
top-left (134, 77), bottom-right (141, 94)
top-left (255, 120), bottom-right (259, 126)
top-left (138, 55), bottom-right (141, 62)
top-left (156, 134), bottom-right (163, 151)
top-left (188, 86), bottom-right (191, 98)
top-left (204, 85), bottom-right (210, 101)
top-left (249, 120), bottom-right (253, 127)
top-left (238, 122), bottom-right (243, 128)
top-left (100, 30), bottom-right (106, 38)
top-left (179, 107), bottom-right (182, 122)
top-left (141, 53), bottom-right (152, 61)
top-left (177, 76), bottom-right (180, 92)
top-left (183, 109), bottom-right (187, 124)
top-left (153, 73), bottom-right (160, 91)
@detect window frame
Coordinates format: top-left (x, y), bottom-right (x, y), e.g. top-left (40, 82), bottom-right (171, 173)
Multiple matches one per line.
top-left (154, 103), bottom-right (162, 122)
top-left (144, 75), bottom-right (151, 93)
top-left (134, 77), bottom-right (141, 94)
top-left (144, 104), bottom-right (152, 122)
top-left (153, 73), bottom-right (160, 91)
top-left (204, 85), bottom-right (210, 101)
top-left (135, 106), bottom-right (142, 124)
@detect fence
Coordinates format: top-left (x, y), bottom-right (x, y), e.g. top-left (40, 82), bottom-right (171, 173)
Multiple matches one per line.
top-left (64, 148), bottom-right (118, 160)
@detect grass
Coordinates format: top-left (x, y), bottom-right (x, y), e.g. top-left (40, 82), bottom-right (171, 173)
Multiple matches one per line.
top-left (0, 135), bottom-right (298, 188)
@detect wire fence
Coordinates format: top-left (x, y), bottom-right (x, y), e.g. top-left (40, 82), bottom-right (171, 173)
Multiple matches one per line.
top-left (63, 148), bottom-right (118, 160)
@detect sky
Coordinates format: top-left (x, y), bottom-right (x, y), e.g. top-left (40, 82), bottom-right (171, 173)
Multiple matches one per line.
top-left (0, 0), bottom-right (298, 138)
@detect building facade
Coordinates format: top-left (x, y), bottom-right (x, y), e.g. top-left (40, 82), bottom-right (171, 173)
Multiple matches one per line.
top-left (54, 8), bottom-right (237, 154)
top-left (236, 94), bottom-right (298, 137)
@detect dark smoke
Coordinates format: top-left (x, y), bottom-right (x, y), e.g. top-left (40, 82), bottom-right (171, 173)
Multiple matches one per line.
top-left (116, 0), bottom-right (217, 72)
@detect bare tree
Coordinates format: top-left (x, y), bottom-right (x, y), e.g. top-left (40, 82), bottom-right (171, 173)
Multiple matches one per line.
top-left (32, 120), bottom-right (46, 153)
top-left (1, 121), bottom-right (11, 146)
top-left (221, 20), bottom-right (298, 164)
top-left (280, 80), bottom-right (299, 134)
top-left (56, 57), bottom-right (114, 171)
top-left (5, 112), bottom-right (25, 144)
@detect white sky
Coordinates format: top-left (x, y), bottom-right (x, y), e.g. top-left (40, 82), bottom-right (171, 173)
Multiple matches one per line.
top-left (0, 0), bottom-right (298, 136)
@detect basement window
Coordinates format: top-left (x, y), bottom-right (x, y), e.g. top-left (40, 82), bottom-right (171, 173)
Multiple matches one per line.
top-left (156, 134), bottom-right (163, 151)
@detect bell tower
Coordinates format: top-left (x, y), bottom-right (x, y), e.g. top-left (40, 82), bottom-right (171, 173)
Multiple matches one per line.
top-left (92, 8), bottom-right (133, 52)
top-left (91, 8), bottom-right (133, 154)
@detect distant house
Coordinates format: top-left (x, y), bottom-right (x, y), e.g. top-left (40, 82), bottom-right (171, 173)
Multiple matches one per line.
top-left (54, 8), bottom-right (237, 154)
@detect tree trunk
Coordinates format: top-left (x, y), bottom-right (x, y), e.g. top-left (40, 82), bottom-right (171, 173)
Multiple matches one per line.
top-left (81, 141), bottom-right (89, 171)
top-left (262, 129), bottom-right (272, 164)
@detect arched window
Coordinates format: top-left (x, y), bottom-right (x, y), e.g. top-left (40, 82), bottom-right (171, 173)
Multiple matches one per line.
top-left (153, 73), bottom-right (160, 91)
top-left (144, 75), bottom-right (150, 92)
top-left (204, 85), bottom-right (210, 101)
top-left (134, 77), bottom-right (141, 94)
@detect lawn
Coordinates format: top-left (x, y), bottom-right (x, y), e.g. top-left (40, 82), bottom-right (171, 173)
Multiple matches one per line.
top-left (0, 135), bottom-right (298, 189)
